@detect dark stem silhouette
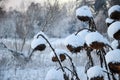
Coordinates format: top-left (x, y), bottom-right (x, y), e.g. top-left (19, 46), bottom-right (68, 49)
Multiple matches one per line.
top-left (65, 53), bottom-right (80, 80)
top-left (32, 34), bottom-right (69, 80)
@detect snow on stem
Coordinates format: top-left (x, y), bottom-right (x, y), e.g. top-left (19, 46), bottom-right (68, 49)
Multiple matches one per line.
top-left (75, 28), bottom-right (92, 36)
top-left (64, 33), bottom-right (85, 53)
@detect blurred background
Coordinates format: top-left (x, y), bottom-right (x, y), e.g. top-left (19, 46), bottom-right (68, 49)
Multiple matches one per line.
top-left (0, 0), bottom-right (119, 39)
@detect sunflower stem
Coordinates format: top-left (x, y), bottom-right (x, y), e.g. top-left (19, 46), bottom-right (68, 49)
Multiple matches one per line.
top-left (37, 34), bottom-right (66, 78)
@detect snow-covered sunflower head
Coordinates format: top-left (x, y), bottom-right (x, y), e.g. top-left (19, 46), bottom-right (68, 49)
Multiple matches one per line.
top-left (108, 5), bottom-right (120, 20)
top-left (31, 31), bottom-right (48, 51)
top-left (64, 34), bottom-right (85, 53)
top-left (105, 18), bottom-right (115, 27)
top-left (105, 49), bottom-right (120, 74)
top-left (87, 66), bottom-right (105, 80)
top-left (107, 21), bottom-right (120, 40)
top-left (85, 31), bottom-right (109, 50)
top-left (76, 6), bottom-right (93, 22)
top-left (50, 49), bottom-right (68, 62)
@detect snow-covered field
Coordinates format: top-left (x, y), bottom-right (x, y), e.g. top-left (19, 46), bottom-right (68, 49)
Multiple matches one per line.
top-left (0, 38), bottom-right (101, 80)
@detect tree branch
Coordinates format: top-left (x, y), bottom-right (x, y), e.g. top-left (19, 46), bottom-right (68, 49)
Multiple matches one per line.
top-left (0, 42), bottom-right (26, 59)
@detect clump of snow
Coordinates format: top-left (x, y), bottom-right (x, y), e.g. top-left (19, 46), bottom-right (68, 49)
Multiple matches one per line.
top-left (108, 5), bottom-right (120, 17)
top-left (105, 49), bottom-right (120, 64)
top-left (77, 29), bottom-right (91, 41)
top-left (64, 34), bottom-right (85, 47)
top-left (87, 66), bottom-right (105, 79)
top-left (31, 38), bottom-right (46, 49)
top-left (76, 6), bottom-right (93, 17)
top-left (105, 18), bottom-right (114, 24)
top-left (85, 31), bottom-right (109, 46)
top-left (45, 68), bottom-right (64, 80)
top-left (31, 31), bottom-right (47, 49)
top-left (45, 67), bottom-right (87, 80)
top-left (107, 21), bottom-right (120, 38)
top-left (111, 40), bottom-right (119, 49)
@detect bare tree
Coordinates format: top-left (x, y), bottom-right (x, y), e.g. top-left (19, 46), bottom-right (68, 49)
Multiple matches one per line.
top-left (39, 0), bottom-right (61, 32)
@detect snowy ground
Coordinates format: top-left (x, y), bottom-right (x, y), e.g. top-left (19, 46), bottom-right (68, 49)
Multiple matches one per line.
top-left (0, 38), bottom-right (105, 80)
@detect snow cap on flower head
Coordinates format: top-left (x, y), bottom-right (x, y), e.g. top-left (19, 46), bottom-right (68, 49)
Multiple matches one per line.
top-left (108, 5), bottom-right (120, 17)
top-left (85, 31), bottom-right (109, 46)
top-left (76, 5), bottom-right (93, 17)
top-left (64, 34), bottom-right (85, 47)
top-left (87, 66), bottom-right (105, 79)
top-left (105, 49), bottom-right (120, 64)
top-left (107, 21), bottom-right (120, 39)
top-left (31, 31), bottom-right (47, 50)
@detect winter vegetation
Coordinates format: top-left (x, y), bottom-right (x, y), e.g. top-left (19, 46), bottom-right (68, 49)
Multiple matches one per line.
top-left (0, 0), bottom-right (120, 80)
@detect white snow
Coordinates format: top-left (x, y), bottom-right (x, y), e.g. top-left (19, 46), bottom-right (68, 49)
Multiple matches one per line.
top-left (87, 66), bottom-right (105, 79)
top-left (105, 18), bottom-right (114, 24)
top-left (85, 31), bottom-right (109, 46)
top-left (0, 38), bottom-right (109, 80)
top-left (3, 69), bottom-right (47, 80)
top-left (45, 66), bottom-right (87, 80)
top-left (108, 5), bottom-right (120, 17)
top-left (76, 67), bottom-right (87, 80)
top-left (111, 40), bottom-right (119, 49)
top-left (76, 6), bottom-right (93, 17)
top-left (31, 38), bottom-right (46, 49)
top-left (45, 68), bottom-right (64, 80)
top-left (64, 34), bottom-right (85, 47)
top-left (31, 31), bottom-right (48, 49)
top-left (107, 21), bottom-right (120, 38)
top-left (77, 29), bottom-right (91, 41)
top-left (105, 49), bottom-right (120, 64)
top-left (51, 38), bottom-right (67, 50)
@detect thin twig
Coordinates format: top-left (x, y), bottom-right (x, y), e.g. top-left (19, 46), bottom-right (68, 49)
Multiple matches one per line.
top-left (15, 33), bottom-right (18, 51)
top-left (27, 50), bottom-right (34, 61)
top-left (102, 70), bottom-right (116, 80)
top-left (111, 73), bottom-right (117, 80)
top-left (75, 28), bottom-right (92, 35)
top-left (103, 70), bottom-right (112, 75)
top-left (101, 48), bottom-right (111, 80)
top-left (99, 50), bottom-right (103, 68)
top-left (65, 53), bottom-right (80, 80)
top-left (1, 42), bottom-right (26, 58)
top-left (106, 44), bottom-right (113, 50)
top-left (57, 66), bottom-right (74, 75)
top-left (86, 48), bottom-right (94, 67)
top-left (118, 74), bottom-right (120, 80)
top-left (20, 37), bottom-right (26, 52)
